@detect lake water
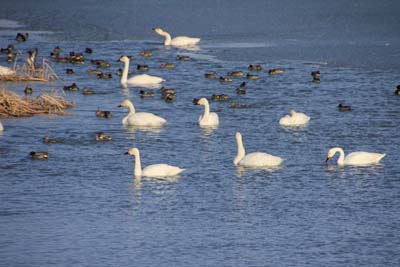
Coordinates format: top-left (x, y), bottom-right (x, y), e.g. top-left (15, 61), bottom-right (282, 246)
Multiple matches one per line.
top-left (1, 1), bottom-right (400, 266)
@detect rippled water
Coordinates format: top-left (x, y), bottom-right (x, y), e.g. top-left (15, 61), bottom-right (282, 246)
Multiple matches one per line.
top-left (1, 1), bottom-right (400, 266)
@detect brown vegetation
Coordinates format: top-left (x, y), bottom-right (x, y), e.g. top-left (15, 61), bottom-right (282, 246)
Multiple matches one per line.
top-left (0, 88), bottom-right (74, 118)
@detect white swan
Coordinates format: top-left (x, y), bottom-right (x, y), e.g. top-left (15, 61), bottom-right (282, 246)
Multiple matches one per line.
top-left (118, 99), bottom-right (166, 127)
top-left (194, 98), bottom-right (219, 127)
top-left (118, 56), bottom-right (164, 86)
top-left (0, 65), bottom-right (16, 76)
top-left (153, 27), bottom-right (200, 47)
top-left (279, 110), bottom-right (310, 126)
top-left (326, 147), bottom-right (386, 166)
top-left (234, 132), bottom-right (284, 167)
top-left (126, 147), bottom-right (184, 177)
top-left (0, 121), bottom-right (3, 131)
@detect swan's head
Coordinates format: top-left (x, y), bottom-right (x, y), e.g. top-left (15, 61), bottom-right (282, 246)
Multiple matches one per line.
top-left (118, 99), bottom-right (133, 108)
top-left (289, 110), bottom-right (297, 116)
top-left (152, 27), bottom-right (164, 34)
top-left (193, 97), bottom-right (208, 106)
top-left (326, 147), bottom-right (341, 162)
top-left (125, 148), bottom-right (139, 156)
top-left (118, 56), bottom-right (131, 63)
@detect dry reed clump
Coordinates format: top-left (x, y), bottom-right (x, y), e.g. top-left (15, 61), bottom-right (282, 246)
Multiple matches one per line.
top-left (0, 88), bottom-right (74, 118)
top-left (0, 59), bottom-right (59, 82)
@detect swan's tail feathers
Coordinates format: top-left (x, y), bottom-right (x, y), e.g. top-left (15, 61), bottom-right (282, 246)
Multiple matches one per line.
top-left (378, 153), bottom-right (386, 162)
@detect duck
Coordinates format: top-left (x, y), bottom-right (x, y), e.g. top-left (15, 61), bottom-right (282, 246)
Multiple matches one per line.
top-left (176, 55), bottom-right (191, 61)
top-left (91, 59), bottom-right (110, 68)
top-left (337, 103), bottom-right (351, 111)
top-left (118, 56), bottom-right (164, 86)
top-left (211, 94), bottom-right (230, 102)
top-left (85, 47), bottom-right (93, 54)
top-left (279, 110), bottom-right (310, 126)
top-left (118, 99), bottom-right (166, 127)
top-left (234, 132), bottom-right (284, 167)
top-left (137, 64), bottom-right (149, 71)
top-left (248, 64), bottom-right (262, 71)
top-left (82, 88), bottom-right (96, 95)
top-left (95, 132), bottom-right (112, 141)
top-left (126, 147), bottom-right (184, 177)
top-left (395, 85), bottom-right (400, 96)
top-left (160, 63), bottom-right (175, 69)
top-left (326, 147), bottom-right (385, 166)
top-left (268, 68), bottom-right (284, 75)
top-left (230, 102), bottom-right (250, 109)
top-left (219, 76), bottom-right (233, 82)
top-left (140, 50), bottom-right (153, 57)
top-left (43, 136), bottom-right (64, 144)
top-left (140, 90), bottom-right (155, 98)
top-left (16, 32), bottom-right (29, 42)
top-left (227, 71), bottom-right (244, 77)
top-left (87, 69), bottom-right (103, 75)
top-left (97, 73), bottom-right (112, 79)
top-left (161, 87), bottom-right (176, 103)
top-left (66, 68), bottom-right (74, 74)
top-left (96, 109), bottom-right (112, 118)
top-left (311, 71), bottom-right (321, 83)
top-left (204, 72), bottom-right (217, 79)
top-left (153, 27), bottom-right (200, 47)
top-left (0, 65), bottom-right (16, 76)
top-left (24, 87), bottom-right (33, 95)
top-left (246, 73), bottom-right (259, 80)
top-left (235, 82), bottom-right (247, 94)
top-left (163, 94), bottom-right (176, 103)
top-left (63, 83), bottom-right (79, 91)
top-left (0, 44), bottom-right (14, 54)
top-left (193, 98), bottom-right (219, 127)
top-left (30, 151), bottom-right (48, 159)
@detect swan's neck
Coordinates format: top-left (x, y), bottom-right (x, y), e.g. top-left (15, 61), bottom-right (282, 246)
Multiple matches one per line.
top-left (202, 102), bottom-right (210, 119)
top-left (121, 60), bottom-right (129, 84)
top-left (126, 101), bottom-right (136, 114)
top-left (160, 31), bottom-right (172, 45)
top-left (234, 136), bottom-right (245, 165)
top-left (334, 147), bottom-right (345, 165)
top-left (133, 152), bottom-right (142, 177)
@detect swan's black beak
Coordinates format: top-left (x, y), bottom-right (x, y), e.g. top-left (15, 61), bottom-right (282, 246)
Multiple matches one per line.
top-left (118, 104), bottom-right (122, 107)
top-left (193, 98), bottom-right (200, 105)
top-left (124, 151), bottom-right (129, 155)
top-left (325, 157), bottom-right (330, 163)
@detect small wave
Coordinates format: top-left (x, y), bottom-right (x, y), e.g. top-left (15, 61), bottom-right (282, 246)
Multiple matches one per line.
top-left (203, 42), bottom-right (272, 49)
top-left (0, 19), bottom-right (25, 29)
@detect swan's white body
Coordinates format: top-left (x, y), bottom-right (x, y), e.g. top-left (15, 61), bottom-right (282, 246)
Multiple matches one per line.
top-left (279, 110), bottom-right (310, 126)
top-left (118, 56), bottom-right (164, 86)
top-left (153, 28), bottom-right (200, 47)
top-left (234, 132), bottom-right (284, 167)
top-left (127, 148), bottom-right (184, 177)
top-left (326, 147), bottom-right (385, 166)
top-left (0, 65), bottom-right (16, 76)
top-left (118, 99), bottom-right (166, 127)
top-left (195, 98), bottom-right (219, 127)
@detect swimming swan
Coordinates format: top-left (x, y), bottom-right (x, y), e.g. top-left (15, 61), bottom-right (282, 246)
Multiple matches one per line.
top-left (326, 147), bottom-right (385, 166)
top-left (279, 110), bottom-right (310, 126)
top-left (193, 98), bottom-right (219, 127)
top-left (118, 99), bottom-right (166, 127)
top-left (118, 56), bottom-right (164, 86)
top-left (126, 147), bottom-right (184, 177)
top-left (0, 65), bottom-right (16, 76)
top-left (153, 27), bottom-right (200, 47)
top-left (234, 132), bottom-right (284, 167)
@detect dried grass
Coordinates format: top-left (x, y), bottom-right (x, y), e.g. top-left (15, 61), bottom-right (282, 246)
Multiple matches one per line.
top-left (0, 59), bottom-right (59, 82)
top-left (0, 88), bottom-right (74, 118)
